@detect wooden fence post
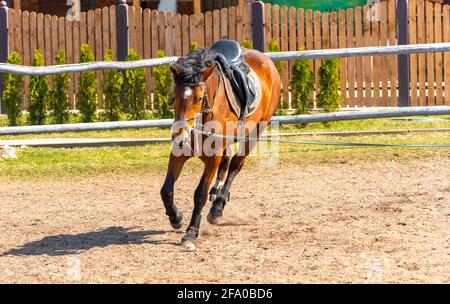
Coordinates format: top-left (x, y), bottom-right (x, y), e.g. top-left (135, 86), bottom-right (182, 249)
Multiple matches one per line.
top-left (252, 0), bottom-right (265, 52)
top-left (397, 0), bottom-right (410, 107)
top-left (0, 1), bottom-right (9, 114)
top-left (117, 0), bottom-right (129, 107)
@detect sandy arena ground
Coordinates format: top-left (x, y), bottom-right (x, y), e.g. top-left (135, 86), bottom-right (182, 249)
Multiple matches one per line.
top-left (0, 158), bottom-right (449, 283)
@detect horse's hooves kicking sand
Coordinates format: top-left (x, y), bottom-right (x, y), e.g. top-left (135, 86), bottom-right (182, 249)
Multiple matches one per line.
top-left (160, 40), bottom-right (281, 248)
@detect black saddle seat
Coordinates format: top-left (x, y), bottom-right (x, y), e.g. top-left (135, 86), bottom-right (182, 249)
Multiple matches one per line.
top-left (210, 40), bottom-right (256, 120)
top-left (210, 40), bottom-right (243, 67)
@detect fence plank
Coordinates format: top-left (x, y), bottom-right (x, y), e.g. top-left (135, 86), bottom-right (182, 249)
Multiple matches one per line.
top-left (212, 10), bottom-right (220, 43)
top-left (80, 12), bottom-right (87, 46)
top-left (51, 15), bottom-right (58, 59)
top-left (417, 0), bottom-right (426, 106)
top-left (272, 5), bottom-right (279, 45)
top-left (444, 4), bottom-right (450, 105)
top-left (329, 11), bottom-right (337, 49)
top-left (159, 11), bottom-right (167, 51)
top-left (174, 13), bottom-right (182, 56)
top-left (102, 7), bottom-right (110, 54)
top-left (409, 0), bottom-right (418, 106)
top-left (109, 6), bottom-right (117, 56)
top-left (37, 13), bottom-right (44, 53)
top-left (338, 9), bottom-right (347, 105)
top-left (220, 8), bottom-right (228, 39)
top-left (14, 10), bottom-right (23, 59)
top-left (181, 14), bottom-right (189, 54)
top-left (135, 7), bottom-right (143, 56)
top-left (236, 4), bottom-right (244, 44)
top-left (346, 9), bottom-right (355, 107)
top-left (143, 8), bottom-right (152, 109)
top-left (244, 2), bottom-right (252, 41)
top-left (57, 17), bottom-right (64, 57)
top-left (128, 6), bottom-right (136, 52)
top-left (151, 10), bottom-right (159, 57)
top-left (434, 3), bottom-right (443, 105)
top-left (380, 2), bottom-right (389, 106)
top-left (281, 6), bottom-right (289, 108)
top-left (264, 4), bottom-right (272, 49)
top-left (22, 11), bottom-right (30, 110)
top-left (371, 6), bottom-right (380, 107)
top-left (205, 11), bottom-right (213, 47)
top-left (426, 1), bottom-right (435, 105)
top-left (388, 0), bottom-right (397, 106)
top-left (7, 9), bottom-right (14, 54)
top-left (167, 13), bottom-right (174, 56)
top-left (94, 8), bottom-right (103, 108)
top-left (65, 17), bottom-right (74, 109)
top-left (297, 8), bottom-right (305, 50)
top-left (363, 6), bottom-right (372, 106)
top-left (229, 6), bottom-right (236, 41)
top-left (87, 10), bottom-right (95, 52)
top-left (354, 7), bottom-right (364, 107)
top-left (322, 12), bottom-right (329, 50)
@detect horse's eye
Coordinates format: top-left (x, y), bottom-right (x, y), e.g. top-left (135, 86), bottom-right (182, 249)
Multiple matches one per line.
top-left (168, 96), bottom-right (175, 106)
top-left (196, 97), bottom-right (203, 104)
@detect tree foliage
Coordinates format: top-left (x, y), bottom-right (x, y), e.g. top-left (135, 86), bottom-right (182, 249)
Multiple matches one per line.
top-left (317, 58), bottom-right (342, 112)
top-left (28, 50), bottom-right (49, 125)
top-left (152, 50), bottom-right (173, 118)
top-left (125, 49), bottom-right (147, 120)
top-left (50, 50), bottom-right (70, 124)
top-left (290, 59), bottom-right (314, 114)
top-left (76, 44), bottom-right (97, 122)
top-left (2, 52), bottom-right (24, 126)
top-left (101, 49), bottom-right (123, 121)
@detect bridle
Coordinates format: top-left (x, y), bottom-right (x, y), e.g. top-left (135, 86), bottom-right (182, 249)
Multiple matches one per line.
top-left (173, 64), bottom-right (225, 135)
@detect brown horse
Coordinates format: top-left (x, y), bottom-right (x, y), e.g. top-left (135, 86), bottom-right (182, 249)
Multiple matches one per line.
top-left (160, 45), bottom-right (281, 250)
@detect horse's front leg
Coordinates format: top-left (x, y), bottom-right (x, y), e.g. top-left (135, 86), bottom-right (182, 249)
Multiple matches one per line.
top-left (160, 154), bottom-right (190, 229)
top-left (181, 156), bottom-right (221, 250)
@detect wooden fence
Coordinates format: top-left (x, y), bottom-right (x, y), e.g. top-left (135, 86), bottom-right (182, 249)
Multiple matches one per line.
top-left (2, 0), bottom-right (450, 112)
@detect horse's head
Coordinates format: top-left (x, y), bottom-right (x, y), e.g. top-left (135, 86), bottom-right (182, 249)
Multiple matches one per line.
top-left (170, 49), bottom-right (217, 148)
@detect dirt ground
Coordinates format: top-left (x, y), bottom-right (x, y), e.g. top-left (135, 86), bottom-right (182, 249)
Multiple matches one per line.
top-left (0, 157), bottom-right (449, 283)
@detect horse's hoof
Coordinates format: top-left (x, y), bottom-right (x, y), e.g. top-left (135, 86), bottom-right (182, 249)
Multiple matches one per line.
top-left (169, 211), bottom-right (183, 230)
top-left (207, 211), bottom-right (222, 225)
top-left (181, 240), bottom-right (196, 251)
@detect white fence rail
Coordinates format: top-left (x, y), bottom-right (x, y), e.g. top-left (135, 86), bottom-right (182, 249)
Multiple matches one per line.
top-left (0, 43), bottom-right (449, 76)
top-left (1, 106), bottom-right (449, 135)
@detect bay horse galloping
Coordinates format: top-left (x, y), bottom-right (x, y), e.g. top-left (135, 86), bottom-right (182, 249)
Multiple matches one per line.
top-left (160, 40), bottom-right (281, 250)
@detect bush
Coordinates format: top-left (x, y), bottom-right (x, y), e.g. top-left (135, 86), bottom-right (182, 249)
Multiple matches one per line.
top-left (2, 52), bottom-right (24, 126)
top-left (101, 49), bottom-right (123, 121)
top-left (317, 58), bottom-right (342, 113)
top-left (76, 44), bottom-right (97, 122)
top-left (153, 50), bottom-right (173, 119)
top-left (28, 50), bottom-right (50, 125)
top-left (50, 50), bottom-right (70, 124)
top-left (290, 59), bottom-right (314, 115)
top-left (268, 40), bottom-right (282, 76)
top-left (189, 42), bottom-right (199, 53)
top-left (241, 39), bottom-right (253, 49)
top-left (125, 49), bottom-right (147, 120)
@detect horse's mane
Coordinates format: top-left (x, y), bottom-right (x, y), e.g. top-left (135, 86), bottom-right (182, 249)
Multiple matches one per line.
top-left (173, 48), bottom-right (217, 86)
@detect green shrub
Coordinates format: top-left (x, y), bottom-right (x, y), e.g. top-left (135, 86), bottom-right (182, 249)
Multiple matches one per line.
top-left (28, 50), bottom-right (50, 125)
top-left (241, 39), bottom-right (253, 49)
top-left (2, 52), bottom-right (24, 126)
top-left (50, 50), bottom-right (70, 124)
top-left (101, 49), bottom-right (123, 121)
top-left (290, 59), bottom-right (314, 115)
top-left (76, 44), bottom-right (97, 122)
top-left (153, 50), bottom-right (173, 119)
top-left (125, 49), bottom-right (147, 120)
top-left (268, 40), bottom-right (282, 76)
top-left (317, 58), bottom-right (342, 113)
top-left (189, 42), bottom-right (199, 53)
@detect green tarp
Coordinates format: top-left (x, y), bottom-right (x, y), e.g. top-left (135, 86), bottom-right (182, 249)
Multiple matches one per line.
top-left (263, 0), bottom-right (369, 12)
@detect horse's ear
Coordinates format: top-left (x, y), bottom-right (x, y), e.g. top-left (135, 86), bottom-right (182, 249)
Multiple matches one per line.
top-left (202, 63), bottom-right (217, 80)
top-left (170, 64), bottom-right (181, 79)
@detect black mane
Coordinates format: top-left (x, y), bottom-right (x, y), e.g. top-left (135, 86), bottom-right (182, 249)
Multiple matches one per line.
top-left (173, 48), bottom-right (216, 86)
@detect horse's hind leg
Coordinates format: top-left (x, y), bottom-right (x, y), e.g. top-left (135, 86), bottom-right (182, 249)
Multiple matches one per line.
top-left (181, 157), bottom-right (221, 250)
top-left (160, 154), bottom-right (190, 229)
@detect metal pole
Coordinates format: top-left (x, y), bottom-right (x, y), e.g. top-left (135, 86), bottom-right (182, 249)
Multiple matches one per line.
top-left (0, 1), bottom-right (9, 114)
top-left (251, 1), bottom-right (265, 52)
top-left (397, 0), bottom-right (410, 107)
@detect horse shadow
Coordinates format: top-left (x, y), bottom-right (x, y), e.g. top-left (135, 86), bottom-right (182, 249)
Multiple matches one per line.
top-left (1, 226), bottom-right (179, 257)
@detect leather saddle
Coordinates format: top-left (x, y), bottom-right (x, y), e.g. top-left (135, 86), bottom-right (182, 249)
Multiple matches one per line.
top-left (210, 40), bottom-right (256, 120)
